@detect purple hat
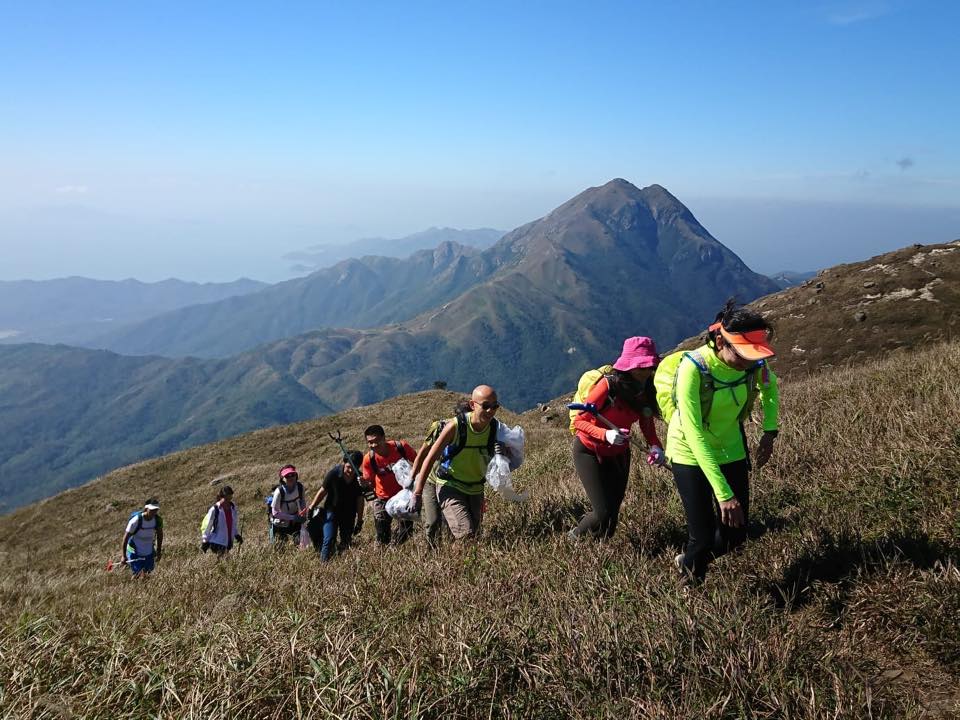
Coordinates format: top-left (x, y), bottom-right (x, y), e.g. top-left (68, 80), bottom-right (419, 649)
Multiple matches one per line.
top-left (612, 336), bottom-right (660, 371)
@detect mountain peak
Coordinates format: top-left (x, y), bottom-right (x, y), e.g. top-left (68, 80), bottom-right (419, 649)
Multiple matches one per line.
top-left (536, 179), bottom-right (695, 237)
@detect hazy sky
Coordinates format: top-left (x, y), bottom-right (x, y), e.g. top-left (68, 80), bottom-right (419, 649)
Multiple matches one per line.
top-left (1, 1), bottom-right (958, 281)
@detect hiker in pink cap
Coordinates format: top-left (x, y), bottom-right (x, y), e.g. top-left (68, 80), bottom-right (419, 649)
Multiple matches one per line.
top-left (268, 464), bottom-right (307, 546)
top-left (568, 336), bottom-right (665, 540)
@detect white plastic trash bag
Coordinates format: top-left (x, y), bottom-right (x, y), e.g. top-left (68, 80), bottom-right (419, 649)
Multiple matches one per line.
top-left (298, 521), bottom-right (311, 550)
top-left (485, 453), bottom-right (529, 502)
top-left (496, 423), bottom-right (525, 470)
top-left (386, 488), bottom-right (418, 519)
top-left (392, 458), bottom-right (414, 489)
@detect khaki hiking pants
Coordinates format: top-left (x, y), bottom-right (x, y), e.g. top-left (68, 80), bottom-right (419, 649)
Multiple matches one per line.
top-left (372, 497), bottom-right (413, 546)
top-left (437, 484), bottom-right (483, 540)
top-left (422, 478), bottom-right (445, 545)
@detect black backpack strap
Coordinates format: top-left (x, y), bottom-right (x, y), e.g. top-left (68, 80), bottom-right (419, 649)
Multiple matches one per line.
top-left (598, 373), bottom-right (617, 412)
top-left (439, 412), bottom-right (470, 467)
top-left (134, 511), bottom-right (143, 535)
top-left (486, 417), bottom-right (499, 457)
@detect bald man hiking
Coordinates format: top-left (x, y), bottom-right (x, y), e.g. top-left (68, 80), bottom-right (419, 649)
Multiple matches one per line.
top-left (413, 385), bottom-right (502, 541)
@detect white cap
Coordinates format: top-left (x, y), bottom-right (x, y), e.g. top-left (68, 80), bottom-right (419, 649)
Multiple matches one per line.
top-left (144, 500), bottom-right (160, 510)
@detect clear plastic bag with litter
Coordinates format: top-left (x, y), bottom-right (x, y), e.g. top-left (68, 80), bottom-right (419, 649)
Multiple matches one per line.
top-left (485, 424), bottom-right (529, 502)
top-left (497, 423), bottom-right (525, 470)
top-left (386, 458), bottom-right (419, 519)
top-left (392, 458), bottom-right (414, 489)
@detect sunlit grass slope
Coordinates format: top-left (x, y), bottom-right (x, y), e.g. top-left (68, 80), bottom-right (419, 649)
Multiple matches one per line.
top-left (1, 345), bottom-right (959, 719)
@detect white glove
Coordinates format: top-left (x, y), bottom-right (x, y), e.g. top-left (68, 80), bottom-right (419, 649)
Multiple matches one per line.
top-left (646, 445), bottom-right (666, 466)
top-left (604, 428), bottom-right (629, 446)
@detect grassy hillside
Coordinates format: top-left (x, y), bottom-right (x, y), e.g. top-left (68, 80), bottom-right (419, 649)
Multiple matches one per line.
top-left (749, 240), bottom-right (960, 377)
top-left (1, 345), bottom-right (959, 718)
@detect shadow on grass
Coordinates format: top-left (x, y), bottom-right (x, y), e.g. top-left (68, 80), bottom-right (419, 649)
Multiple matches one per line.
top-left (484, 496), bottom-right (587, 544)
top-left (747, 511), bottom-right (799, 540)
top-left (624, 522), bottom-right (688, 558)
top-left (762, 530), bottom-right (956, 611)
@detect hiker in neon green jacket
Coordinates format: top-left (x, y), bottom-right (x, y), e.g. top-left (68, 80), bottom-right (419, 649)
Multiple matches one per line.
top-left (666, 301), bottom-right (779, 581)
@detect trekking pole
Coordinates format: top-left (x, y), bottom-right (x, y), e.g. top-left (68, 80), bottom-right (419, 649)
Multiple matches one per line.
top-left (567, 402), bottom-right (668, 467)
top-left (328, 430), bottom-right (362, 477)
top-left (105, 556), bottom-right (140, 571)
top-left (329, 430), bottom-right (374, 502)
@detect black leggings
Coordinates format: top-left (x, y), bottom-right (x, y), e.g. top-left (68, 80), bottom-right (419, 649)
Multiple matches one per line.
top-left (672, 460), bottom-right (749, 580)
top-left (572, 438), bottom-right (631, 539)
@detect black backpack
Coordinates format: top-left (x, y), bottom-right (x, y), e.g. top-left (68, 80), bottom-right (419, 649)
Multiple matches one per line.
top-left (436, 412), bottom-right (499, 483)
top-left (265, 481), bottom-right (304, 517)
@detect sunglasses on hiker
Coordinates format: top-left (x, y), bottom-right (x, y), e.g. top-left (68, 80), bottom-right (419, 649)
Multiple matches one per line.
top-left (476, 401), bottom-right (500, 411)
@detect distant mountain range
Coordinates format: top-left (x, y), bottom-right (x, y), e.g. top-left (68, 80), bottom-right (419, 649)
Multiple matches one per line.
top-left (769, 270), bottom-right (817, 289)
top-left (90, 241), bottom-right (504, 358)
top-left (0, 179), bottom-right (783, 511)
top-left (284, 227), bottom-right (505, 272)
top-left (89, 181), bottom-right (778, 361)
top-left (0, 276), bottom-right (266, 346)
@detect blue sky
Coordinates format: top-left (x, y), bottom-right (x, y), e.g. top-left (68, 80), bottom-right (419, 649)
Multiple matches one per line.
top-left (1, 0), bottom-right (958, 281)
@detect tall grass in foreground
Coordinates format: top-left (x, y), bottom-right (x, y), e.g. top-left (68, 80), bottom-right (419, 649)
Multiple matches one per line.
top-left (1, 344), bottom-right (959, 719)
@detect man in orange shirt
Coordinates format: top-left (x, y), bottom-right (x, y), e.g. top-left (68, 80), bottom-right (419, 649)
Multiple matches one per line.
top-left (361, 424), bottom-right (418, 546)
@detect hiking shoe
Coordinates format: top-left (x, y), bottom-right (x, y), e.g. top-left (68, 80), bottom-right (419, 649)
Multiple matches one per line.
top-left (566, 527), bottom-right (581, 543)
top-left (674, 552), bottom-right (685, 571)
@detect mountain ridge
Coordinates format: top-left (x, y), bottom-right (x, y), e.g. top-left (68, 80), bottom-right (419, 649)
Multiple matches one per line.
top-left (0, 276), bottom-right (267, 346)
top-left (0, 179), bottom-right (797, 510)
top-left (284, 226), bottom-right (505, 272)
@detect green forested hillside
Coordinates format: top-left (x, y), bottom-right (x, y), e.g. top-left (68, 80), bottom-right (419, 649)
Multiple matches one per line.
top-left (0, 344), bottom-right (333, 511)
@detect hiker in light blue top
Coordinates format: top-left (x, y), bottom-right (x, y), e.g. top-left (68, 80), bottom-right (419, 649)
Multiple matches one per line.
top-left (121, 498), bottom-right (163, 577)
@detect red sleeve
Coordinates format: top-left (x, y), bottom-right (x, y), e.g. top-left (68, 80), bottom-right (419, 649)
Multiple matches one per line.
top-left (574, 415), bottom-right (607, 440)
top-left (361, 454), bottom-right (374, 483)
top-left (638, 414), bottom-right (662, 448)
top-left (401, 441), bottom-right (418, 463)
top-left (574, 378), bottom-right (611, 441)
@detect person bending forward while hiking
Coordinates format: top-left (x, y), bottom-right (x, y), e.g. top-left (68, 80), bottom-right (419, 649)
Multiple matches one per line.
top-left (413, 385), bottom-right (500, 541)
top-left (570, 336), bottom-right (665, 540)
top-left (306, 451), bottom-right (365, 560)
top-left (666, 301), bottom-right (779, 582)
top-left (362, 425), bottom-right (418, 546)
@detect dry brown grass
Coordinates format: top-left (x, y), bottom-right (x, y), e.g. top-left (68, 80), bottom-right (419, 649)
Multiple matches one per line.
top-left (1, 347), bottom-right (959, 719)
